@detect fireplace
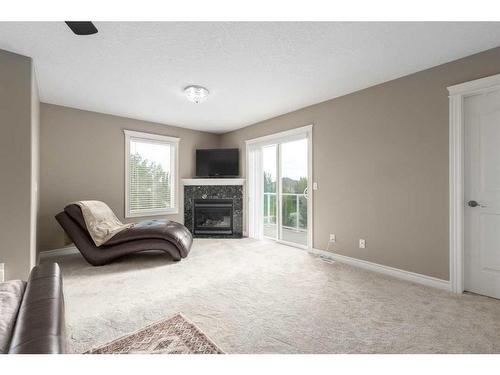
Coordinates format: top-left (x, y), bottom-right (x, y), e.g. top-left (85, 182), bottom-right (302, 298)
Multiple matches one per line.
top-left (184, 180), bottom-right (243, 238)
top-left (193, 199), bottom-right (234, 235)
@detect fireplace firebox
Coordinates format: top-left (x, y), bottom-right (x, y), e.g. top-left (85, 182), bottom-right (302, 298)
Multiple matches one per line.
top-left (193, 199), bottom-right (234, 235)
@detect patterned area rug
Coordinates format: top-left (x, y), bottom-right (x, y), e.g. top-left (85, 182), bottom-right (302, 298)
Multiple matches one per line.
top-left (85, 313), bottom-right (224, 354)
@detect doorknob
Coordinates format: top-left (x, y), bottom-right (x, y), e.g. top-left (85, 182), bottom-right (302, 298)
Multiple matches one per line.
top-left (468, 200), bottom-right (486, 208)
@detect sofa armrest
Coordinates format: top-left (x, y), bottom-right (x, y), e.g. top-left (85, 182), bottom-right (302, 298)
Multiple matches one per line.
top-left (8, 263), bottom-right (66, 354)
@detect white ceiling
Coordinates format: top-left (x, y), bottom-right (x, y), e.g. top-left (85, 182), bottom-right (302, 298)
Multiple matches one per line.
top-left (1, 22), bottom-right (500, 133)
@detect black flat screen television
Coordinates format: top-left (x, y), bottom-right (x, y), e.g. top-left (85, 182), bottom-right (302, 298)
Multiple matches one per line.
top-left (196, 148), bottom-right (239, 177)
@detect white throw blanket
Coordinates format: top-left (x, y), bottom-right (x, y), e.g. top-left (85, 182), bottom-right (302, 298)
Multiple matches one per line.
top-left (74, 201), bottom-right (133, 246)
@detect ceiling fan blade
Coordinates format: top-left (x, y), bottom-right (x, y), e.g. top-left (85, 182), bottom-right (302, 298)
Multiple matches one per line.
top-left (65, 22), bottom-right (98, 35)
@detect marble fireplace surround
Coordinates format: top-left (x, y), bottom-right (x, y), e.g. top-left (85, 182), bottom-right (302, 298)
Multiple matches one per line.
top-left (183, 179), bottom-right (245, 238)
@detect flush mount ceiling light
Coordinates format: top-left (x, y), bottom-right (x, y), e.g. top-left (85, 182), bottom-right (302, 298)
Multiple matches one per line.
top-left (184, 85), bottom-right (209, 104)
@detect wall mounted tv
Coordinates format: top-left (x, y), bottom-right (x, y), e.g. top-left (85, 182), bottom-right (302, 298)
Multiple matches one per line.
top-left (196, 148), bottom-right (239, 177)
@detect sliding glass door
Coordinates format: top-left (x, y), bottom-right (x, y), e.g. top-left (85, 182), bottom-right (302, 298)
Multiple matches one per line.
top-left (247, 126), bottom-right (312, 248)
top-left (279, 138), bottom-right (308, 246)
top-left (261, 137), bottom-right (309, 247)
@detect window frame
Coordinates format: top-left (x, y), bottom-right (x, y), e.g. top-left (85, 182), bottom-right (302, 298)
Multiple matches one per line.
top-left (124, 129), bottom-right (180, 218)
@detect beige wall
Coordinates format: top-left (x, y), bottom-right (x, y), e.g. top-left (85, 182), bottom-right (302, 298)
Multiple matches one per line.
top-left (220, 47), bottom-right (500, 281)
top-left (0, 49), bottom-right (39, 280)
top-left (39, 104), bottom-right (219, 251)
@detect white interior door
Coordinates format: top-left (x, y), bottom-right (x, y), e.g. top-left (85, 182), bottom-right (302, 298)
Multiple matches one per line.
top-left (464, 88), bottom-right (500, 299)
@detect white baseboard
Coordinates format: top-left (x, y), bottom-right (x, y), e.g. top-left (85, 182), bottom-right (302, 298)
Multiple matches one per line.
top-left (309, 248), bottom-right (451, 291)
top-left (38, 245), bottom-right (79, 261)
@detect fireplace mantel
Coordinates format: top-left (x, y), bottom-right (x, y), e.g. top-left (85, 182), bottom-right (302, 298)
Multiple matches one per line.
top-left (182, 178), bottom-right (245, 186)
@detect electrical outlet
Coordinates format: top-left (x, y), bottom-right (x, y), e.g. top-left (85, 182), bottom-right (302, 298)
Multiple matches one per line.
top-left (329, 234), bottom-right (336, 243)
top-left (313, 182), bottom-right (318, 190)
top-left (359, 239), bottom-right (366, 249)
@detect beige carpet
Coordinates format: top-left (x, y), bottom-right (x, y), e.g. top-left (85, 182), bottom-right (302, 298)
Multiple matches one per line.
top-left (43, 238), bottom-right (500, 354)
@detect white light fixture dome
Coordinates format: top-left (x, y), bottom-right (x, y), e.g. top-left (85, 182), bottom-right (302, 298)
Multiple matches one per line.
top-left (184, 85), bottom-right (209, 103)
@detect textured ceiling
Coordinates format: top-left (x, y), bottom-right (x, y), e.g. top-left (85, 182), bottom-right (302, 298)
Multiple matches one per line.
top-left (1, 22), bottom-right (500, 133)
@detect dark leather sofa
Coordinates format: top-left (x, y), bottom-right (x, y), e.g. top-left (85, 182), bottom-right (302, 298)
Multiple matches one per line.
top-left (55, 204), bottom-right (193, 266)
top-left (0, 263), bottom-right (66, 354)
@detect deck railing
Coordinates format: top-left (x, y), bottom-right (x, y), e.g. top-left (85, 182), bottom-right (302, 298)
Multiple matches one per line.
top-left (263, 192), bottom-right (307, 232)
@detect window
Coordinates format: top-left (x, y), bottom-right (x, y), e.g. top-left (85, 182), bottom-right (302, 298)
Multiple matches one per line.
top-left (124, 130), bottom-right (179, 217)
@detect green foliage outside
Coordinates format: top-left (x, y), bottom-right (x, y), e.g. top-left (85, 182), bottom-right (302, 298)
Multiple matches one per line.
top-left (129, 153), bottom-right (170, 212)
top-left (264, 171), bottom-right (276, 193)
top-left (264, 172), bottom-right (277, 224)
top-left (282, 195), bottom-right (308, 229)
top-left (263, 172), bottom-right (307, 230)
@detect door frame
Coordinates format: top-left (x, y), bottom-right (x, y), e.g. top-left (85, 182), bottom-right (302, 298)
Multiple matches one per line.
top-left (245, 124), bottom-right (313, 250)
top-left (448, 73), bottom-right (500, 294)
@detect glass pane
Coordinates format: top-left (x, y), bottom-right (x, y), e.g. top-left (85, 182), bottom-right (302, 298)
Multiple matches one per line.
top-left (299, 195), bottom-right (308, 230)
top-left (263, 145), bottom-right (277, 238)
top-left (280, 138), bottom-right (308, 246)
top-left (129, 138), bottom-right (172, 213)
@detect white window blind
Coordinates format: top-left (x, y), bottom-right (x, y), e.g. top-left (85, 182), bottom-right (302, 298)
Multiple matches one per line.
top-left (124, 130), bottom-right (179, 217)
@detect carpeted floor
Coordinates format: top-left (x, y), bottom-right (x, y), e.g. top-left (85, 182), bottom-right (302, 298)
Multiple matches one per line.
top-left (43, 238), bottom-right (500, 354)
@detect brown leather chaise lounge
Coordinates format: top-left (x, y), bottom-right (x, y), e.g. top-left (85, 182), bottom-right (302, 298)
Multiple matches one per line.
top-left (55, 204), bottom-right (192, 266)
